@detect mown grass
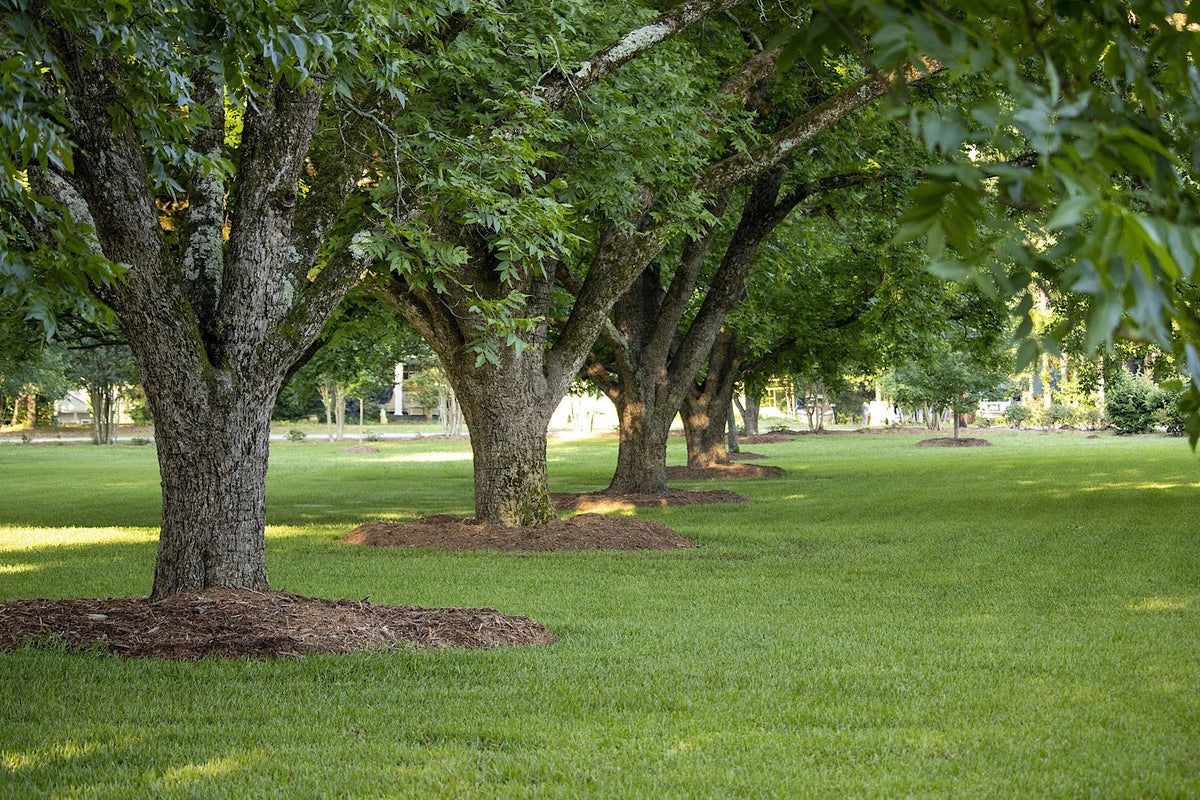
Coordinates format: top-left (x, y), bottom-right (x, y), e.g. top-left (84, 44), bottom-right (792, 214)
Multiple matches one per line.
top-left (1, 430), bottom-right (1197, 797)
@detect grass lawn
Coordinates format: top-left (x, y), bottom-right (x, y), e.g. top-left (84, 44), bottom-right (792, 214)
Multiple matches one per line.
top-left (1, 430), bottom-right (1197, 797)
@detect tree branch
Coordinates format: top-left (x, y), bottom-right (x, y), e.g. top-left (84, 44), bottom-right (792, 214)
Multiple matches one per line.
top-left (537, 0), bottom-right (750, 112)
top-left (700, 59), bottom-right (944, 192)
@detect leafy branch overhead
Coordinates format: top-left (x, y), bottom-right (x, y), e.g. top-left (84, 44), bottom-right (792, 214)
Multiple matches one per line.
top-left (819, 0), bottom-right (1200, 440)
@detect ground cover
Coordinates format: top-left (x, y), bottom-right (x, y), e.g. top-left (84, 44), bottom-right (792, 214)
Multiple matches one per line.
top-left (1, 431), bottom-right (1197, 796)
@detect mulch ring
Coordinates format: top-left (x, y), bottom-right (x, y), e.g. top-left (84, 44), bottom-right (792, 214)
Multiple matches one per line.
top-left (552, 489), bottom-right (750, 511)
top-left (0, 588), bottom-right (556, 661)
top-left (728, 451), bottom-right (767, 461)
top-left (666, 462), bottom-right (785, 481)
top-left (739, 432), bottom-right (796, 444)
top-left (342, 513), bottom-right (695, 551)
top-left (914, 437), bottom-right (992, 447)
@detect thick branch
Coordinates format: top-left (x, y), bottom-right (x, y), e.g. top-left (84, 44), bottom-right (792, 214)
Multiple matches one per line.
top-left (700, 59), bottom-right (943, 192)
top-left (179, 68), bottom-right (227, 344)
top-left (537, 0), bottom-right (749, 111)
top-left (643, 194), bottom-right (729, 369)
top-left (219, 78), bottom-right (324, 371)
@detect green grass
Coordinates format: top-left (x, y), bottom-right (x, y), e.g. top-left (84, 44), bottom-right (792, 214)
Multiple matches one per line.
top-left (1, 431), bottom-right (1198, 797)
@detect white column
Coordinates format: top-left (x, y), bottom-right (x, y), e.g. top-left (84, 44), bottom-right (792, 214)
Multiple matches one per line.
top-left (393, 363), bottom-right (404, 415)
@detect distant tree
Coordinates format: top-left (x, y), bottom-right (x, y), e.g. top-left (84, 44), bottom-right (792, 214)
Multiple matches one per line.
top-left (0, 299), bottom-right (67, 429)
top-left (290, 295), bottom-right (416, 441)
top-left (62, 337), bottom-right (138, 444)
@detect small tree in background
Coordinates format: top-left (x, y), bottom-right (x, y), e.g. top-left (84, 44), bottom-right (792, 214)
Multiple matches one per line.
top-left (64, 341), bottom-right (138, 444)
top-left (1105, 373), bottom-right (1169, 435)
top-left (889, 347), bottom-right (1006, 439)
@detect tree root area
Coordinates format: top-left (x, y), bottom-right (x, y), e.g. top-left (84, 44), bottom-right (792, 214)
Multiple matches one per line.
top-left (914, 437), bottom-right (992, 447)
top-left (739, 432), bottom-right (798, 444)
top-left (666, 463), bottom-right (785, 480)
top-left (342, 513), bottom-right (695, 551)
top-left (0, 589), bottom-right (556, 660)
top-left (552, 489), bottom-right (750, 512)
top-left (728, 451), bottom-right (767, 461)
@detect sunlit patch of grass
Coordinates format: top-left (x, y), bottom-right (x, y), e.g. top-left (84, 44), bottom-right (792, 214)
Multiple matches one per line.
top-left (382, 452), bottom-right (474, 463)
top-left (155, 755), bottom-right (245, 785)
top-left (0, 527), bottom-right (158, 551)
top-left (1129, 596), bottom-right (1193, 612)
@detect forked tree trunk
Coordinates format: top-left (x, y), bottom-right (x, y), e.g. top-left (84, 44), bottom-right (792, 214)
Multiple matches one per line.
top-left (682, 331), bottom-right (740, 467)
top-left (604, 383), bottom-right (674, 495)
top-left (682, 387), bottom-right (730, 466)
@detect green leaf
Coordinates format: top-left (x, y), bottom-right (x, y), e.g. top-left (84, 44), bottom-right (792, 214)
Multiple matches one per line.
top-left (1046, 195), bottom-right (1096, 230)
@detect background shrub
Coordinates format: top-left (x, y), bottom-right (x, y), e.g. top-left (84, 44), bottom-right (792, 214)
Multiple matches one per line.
top-left (1104, 373), bottom-right (1166, 434)
top-left (1003, 404), bottom-right (1031, 428)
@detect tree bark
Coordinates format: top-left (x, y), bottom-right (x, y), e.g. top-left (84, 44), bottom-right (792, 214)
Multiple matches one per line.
top-left (593, 353), bottom-right (674, 495)
top-left (740, 393), bottom-right (760, 436)
top-left (449, 352), bottom-right (555, 525)
top-left (22, 393), bottom-right (35, 429)
top-left (682, 330), bottom-right (741, 467)
top-left (151, 380), bottom-right (276, 597)
top-left (37, 28), bottom-right (373, 596)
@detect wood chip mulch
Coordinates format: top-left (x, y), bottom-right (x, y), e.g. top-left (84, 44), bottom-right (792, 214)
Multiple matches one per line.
top-left (665, 463), bottom-right (785, 480)
top-left (739, 432), bottom-right (798, 444)
top-left (728, 451), bottom-right (767, 461)
top-left (551, 489), bottom-right (750, 511)
top-left (0, 588), bottom-right (557, 661)
top-left (342, 513), bottom-right (695, 551)
top-left (914, 437), bottom-right (993, 447)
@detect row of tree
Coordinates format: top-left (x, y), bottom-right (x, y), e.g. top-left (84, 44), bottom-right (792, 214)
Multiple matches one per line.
top-left (3, 0), bottom-right (1198, 598)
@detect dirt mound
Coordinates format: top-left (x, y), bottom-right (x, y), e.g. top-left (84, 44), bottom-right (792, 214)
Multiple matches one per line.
top-left (914, 437), bottom-right (993, 447)
top-left (552, 489), bottom-right (750, 511)
top-left (666, 463), bottom-right (785, 480)
top-left (0, 588), bottom-right (555, 661)
top-left (728, 451), bottom-right (767, 461)
top-left (342, 513), bottom-right (694, 551)
top-left (339, 445), bottom-right (381, 454)
top-left (740, 432), bottom-right (796, 444)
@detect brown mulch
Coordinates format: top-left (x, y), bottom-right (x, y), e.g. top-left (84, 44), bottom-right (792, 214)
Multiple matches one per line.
top-left (339, 445), bottom-right (381, 454)
top-left (739, 432), bottom-right (796, 444)
top-left (728, 451), bottom-right (767, 461)
top-left (0, 588), bottom-right (556, 661)
top-left (551, 489), bottom-right (750, 511)
top-left (914, 437), bottom-right (993, 447)
top-left (666, 462), bottom-right (785, 480)
top-left (342, 513), bottom-right (695, 551)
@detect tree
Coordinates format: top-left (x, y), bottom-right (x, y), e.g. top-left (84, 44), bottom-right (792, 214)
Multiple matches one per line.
top-left (0, 3), bottom-right (527, 596)
top-left (380, 2), bottom-right (938, 516)
top-left (0, 297), bottom-right (69, 429)
top-left (2, 0), bottom-right (758, 590)
top-left (62, 337), bottom-right (139, 445)
top-left (290, 294), bottom-right (415, 441)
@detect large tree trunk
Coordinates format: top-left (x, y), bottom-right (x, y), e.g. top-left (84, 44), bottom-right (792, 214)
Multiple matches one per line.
top-left (21, 393), bottom-right (35, 429)
top-left (447, 352), bottom-right (556, 526)
top-left (150, 381), bottom-right (276, 597)
top-left (38, 35), bottom-right (372, 596)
